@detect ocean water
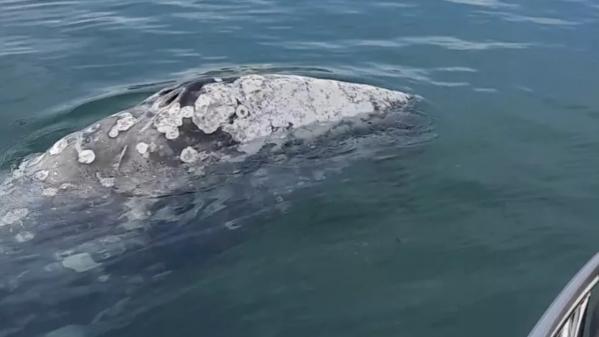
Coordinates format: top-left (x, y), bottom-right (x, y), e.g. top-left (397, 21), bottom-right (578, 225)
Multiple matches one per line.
top-left (1, 0), bottom-right (599, 336)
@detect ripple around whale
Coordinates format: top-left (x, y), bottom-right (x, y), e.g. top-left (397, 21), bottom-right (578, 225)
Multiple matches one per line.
top-left (0, 73), bottom-right (434, 337)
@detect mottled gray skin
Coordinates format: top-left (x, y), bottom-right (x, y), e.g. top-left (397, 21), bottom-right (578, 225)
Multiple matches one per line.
top-left (3, 74), bottom-right (410, 196)
top-left (0, 75), bottom-right (413, 337)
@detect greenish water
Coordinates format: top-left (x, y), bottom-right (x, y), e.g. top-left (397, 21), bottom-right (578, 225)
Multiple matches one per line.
top-left (1, 0), bottom-right (599, 336)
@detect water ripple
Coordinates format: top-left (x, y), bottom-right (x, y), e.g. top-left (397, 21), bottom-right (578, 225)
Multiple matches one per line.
top-left (0, 0), bottom-right (598, 336)
top-left (477, 10), bottom-right (582, 26)
top-left (262, 35), bottom-right (533, 52)
top-left (443, 0), bottom-right (518, 9)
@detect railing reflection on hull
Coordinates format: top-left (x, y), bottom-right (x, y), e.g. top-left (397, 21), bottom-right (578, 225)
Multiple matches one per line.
top-left (528, 253), bottom-right (599, 337)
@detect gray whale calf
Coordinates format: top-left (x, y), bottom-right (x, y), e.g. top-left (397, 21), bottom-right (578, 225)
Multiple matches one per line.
top-left (0, 74), bottom-right (414, 337)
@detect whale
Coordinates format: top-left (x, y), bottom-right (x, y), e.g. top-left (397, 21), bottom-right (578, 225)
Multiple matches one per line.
top-left (0, 74), bottom-right (417, 337)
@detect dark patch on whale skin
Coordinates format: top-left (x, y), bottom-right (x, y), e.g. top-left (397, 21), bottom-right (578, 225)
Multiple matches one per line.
top-left (178, 79), bottom-right (216, 107)
top-left (228, 112), bottom-right (238, 125)
top-left (163, 119), bottom-right (239, 159)
top-left (156, 87), bottom-right (184, 108)
top-left (164, 77), bottom-right (238, 108)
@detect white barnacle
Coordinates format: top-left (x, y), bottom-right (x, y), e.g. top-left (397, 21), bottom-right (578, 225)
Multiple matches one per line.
top-left (154, 102), bottom-right (186, 140)
top-left (167, 129), bottom-right (181, 140)
top-left (240, 75), bottom-right (265, 94)
top-left (15, 231), bottom-right (35, 243)
top-left (194, 93), bottom-right (212, 110)
top-left (180, 106), bottom-right (194, 118)
top-left (49, 138), bottom-right (69, 155)
top-left (78, 149), bottom-right (96, 164)
top-left (1, 208), bottom-right (29, 226)
top-left (108, 113), bottom-right (138, 138)
top-left (180, 146), bottom-right (199, 163)
top-left (235, 104), bottom-right (250, 118)
top-left (34, 170), bottom-right (49, 181)
top-left (96, 173), bottom-right (115, 188)
top-left (135, 142), bottom-right (150, 158)
top-left (61, 253), bottom-right (101, 272)
top-left (109, 125), bottom-right (122, 138)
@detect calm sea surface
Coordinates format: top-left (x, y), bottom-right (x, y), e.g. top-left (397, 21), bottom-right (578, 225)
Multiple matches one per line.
top-left (1, 0), bottom-right (599, 336)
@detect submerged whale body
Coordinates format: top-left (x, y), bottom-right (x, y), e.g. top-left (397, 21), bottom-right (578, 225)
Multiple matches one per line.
top-left (0, 74), bottom-right (415, 337)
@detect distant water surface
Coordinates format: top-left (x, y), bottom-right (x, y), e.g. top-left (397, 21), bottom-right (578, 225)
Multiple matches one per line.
top-left (1, 0), bottom-right (598, 336)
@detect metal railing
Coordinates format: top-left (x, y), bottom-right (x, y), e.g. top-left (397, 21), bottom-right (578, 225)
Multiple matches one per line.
top-left (528, 253), bottom-right (599, 337)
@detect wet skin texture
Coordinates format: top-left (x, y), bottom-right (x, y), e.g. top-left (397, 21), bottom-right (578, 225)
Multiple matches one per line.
top-left (0, 74), bottom-right (414, 337)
